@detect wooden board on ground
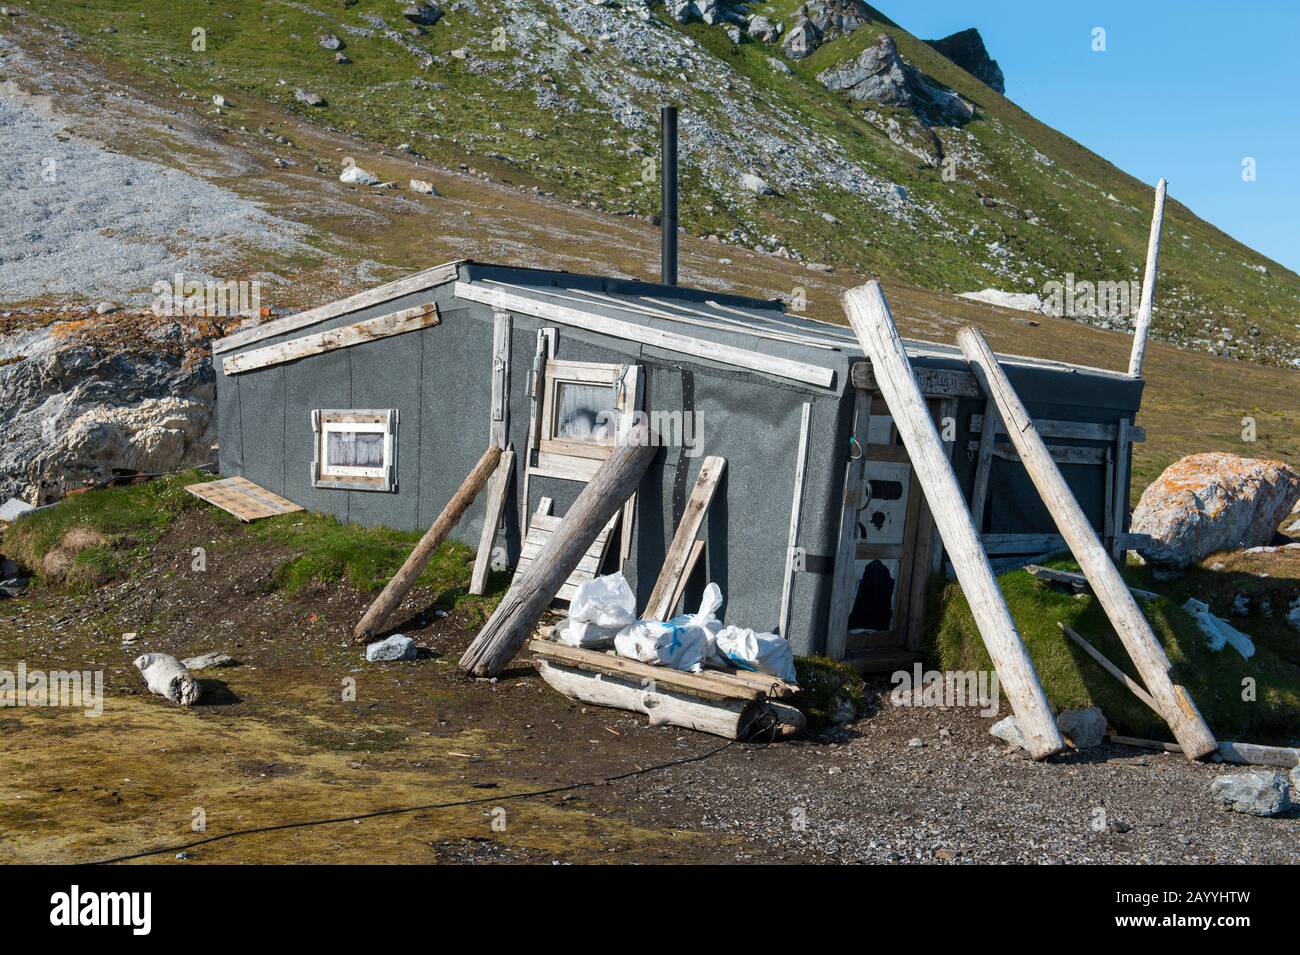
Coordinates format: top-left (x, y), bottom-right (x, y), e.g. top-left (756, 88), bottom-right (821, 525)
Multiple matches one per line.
top-left (1108, 735), bottom-right (1298, 769)
top-left (529, 639), bottom-right (799, 739)
top-left (186, 477), bottom-right (303, 522)
top-left (513, 498), bottom-right (620, 602)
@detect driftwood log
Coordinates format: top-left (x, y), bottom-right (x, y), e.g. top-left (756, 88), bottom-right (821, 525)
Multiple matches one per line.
top-left (842, 282), bottom-right (1064, 760)
top-left (353, 445), bottom-right (503, 643)
top-left (1127, 178), bottom-right (1166, 378)
top-left (958, 325), bottom-right (1217, 760)
top-left (459, 425), bottom-right (658, 676)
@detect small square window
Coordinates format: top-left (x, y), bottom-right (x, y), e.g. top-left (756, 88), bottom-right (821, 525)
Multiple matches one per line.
top-left (312, 409), bottom-right (397, 491)
top-left (535, 360), bottom-right (638, 480)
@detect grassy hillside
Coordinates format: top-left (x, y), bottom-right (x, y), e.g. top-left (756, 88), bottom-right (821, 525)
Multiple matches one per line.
top-left (4, 0), bottom-right (1299, 367)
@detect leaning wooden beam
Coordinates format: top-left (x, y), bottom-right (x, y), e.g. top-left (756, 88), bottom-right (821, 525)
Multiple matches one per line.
top-left (842, 282), bottom-right (1064, 760)
top-left (222, 303), bottom-right (440, 375)
top-left (468, 448), bottom-right (515, 596)
top-left (645, 455), bottom-right (726, 621)
top-left (1057, 622), bottom-right (1159, 713)
top-left (353, 445), bottom-right (502, 643)
top-left (1108, 736), bottom-right (1299, 769)
top-left (455, 282), bottom-right (836, 388)
top-left (1127, 178), bottom-right (1166, 378)
top-left (460, 425), bottom-right (659, 677)
top-left (959, 325), bottom-right (1216, 760)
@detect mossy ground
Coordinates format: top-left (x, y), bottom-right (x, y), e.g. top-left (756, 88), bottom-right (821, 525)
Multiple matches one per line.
top-left (924, 557), bottom-right (1300, 745)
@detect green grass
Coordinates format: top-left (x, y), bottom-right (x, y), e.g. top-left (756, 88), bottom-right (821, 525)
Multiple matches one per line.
top-left (792, 655), bottom-right (866, 728)
top-left (925, 561), bottom-right (1300, 744)
top-left (2, 471), bottom-right (209, 586)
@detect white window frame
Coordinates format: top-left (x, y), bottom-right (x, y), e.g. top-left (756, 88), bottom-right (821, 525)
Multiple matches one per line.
top-left (312, 409), bottom-right (398, 492)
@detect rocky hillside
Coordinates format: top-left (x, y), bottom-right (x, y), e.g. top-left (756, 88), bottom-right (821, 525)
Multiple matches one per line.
top-left (5, 0), bottom-right (1294, 367)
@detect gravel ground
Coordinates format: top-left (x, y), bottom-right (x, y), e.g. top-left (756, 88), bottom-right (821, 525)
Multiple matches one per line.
top-left (0, 39), bottom-right (306, 305)
top-left (617, 691), bottom-right (1299, 863)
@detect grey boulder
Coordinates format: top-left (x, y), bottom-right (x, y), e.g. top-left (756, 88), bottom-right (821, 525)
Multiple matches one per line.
top-left (402, 2), bottom-right (442, 26)
top-left (1209, 770), bottom-right (1291, 817)
top-left (1056, 707), bottom-right (1107, 749)
top-left (989, 715), bottom-right (1025, 749)
top-left (365, 634), bottom-right (418, 662)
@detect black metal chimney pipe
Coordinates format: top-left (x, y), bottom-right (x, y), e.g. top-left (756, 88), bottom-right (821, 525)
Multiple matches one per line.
top-left (660, 105), bottom-right (678, 286)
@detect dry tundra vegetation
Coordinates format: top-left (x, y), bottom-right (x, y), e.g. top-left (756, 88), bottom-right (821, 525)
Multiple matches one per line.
top-left (0, 3), bottom-right (1297, 863)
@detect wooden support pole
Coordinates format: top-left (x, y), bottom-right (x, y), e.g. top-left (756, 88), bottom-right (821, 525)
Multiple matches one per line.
top-left (842, 282), bottom-right (1064, 760)
top-left (958, 325), bottom-right (1217, 760)
top-left (354, 445), bottom-right (503, 643)
top-left (1127, 178), bottom-right (1166, 378)
top-left (468, 447), bottom-right (515, 596)
top-left (778, 403), bottom-right (812, 637)
top-left (459, 425), bottom-right (658, 677)
top-left (1057, 622), bottom-right (1159, 713)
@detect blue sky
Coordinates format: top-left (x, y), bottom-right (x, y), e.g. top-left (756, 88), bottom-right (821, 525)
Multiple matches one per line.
top-left (892, 1), bottom-right (1299, 272)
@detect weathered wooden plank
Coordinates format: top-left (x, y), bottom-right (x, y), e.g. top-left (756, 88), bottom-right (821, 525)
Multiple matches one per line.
top-left (1111, 417), bottom-right (1132, 561)
top-left (1057, 622), bottom-right (1159, 713)
top-left (826, 389), bottom-right (871, 660)
top-left (1030, 565), bottom-right (1159, 601)
top-left (456, 282), bottom-right (836, 389)
top-left (645, 456), bottom-right (727, 622)
top-left (214, 260), bottom-right (460, 354)
top-left (842, 282), bottom-right (1064, 760)
top-left (850, 360), bottom-right (981, 397)
top-left (1127, 178), bottom-right (1166, 378)
top-left (965, 442), bottom-right (1108, 466)
top-left (664, 539), bottom-right (705, 621)
top-left (970, 414), bottom-right (1146, 444)
top-left (778, 403), bottom-right (813, 637)
top-left (1108, 735), bottom-right (1299, 769)
top-left (468, 448), bottom-right (515, 596)
top-left (529, 640), bottom-right (759, 702)
top-left (533, 659), bottom-right (760, 738)
top-left (354, 445), bottom-right (502, 642)
top-left (460, 425), bottom-right (658, 676)
top-left (489, 310), bottom-right (511, 449)
top-left (959, 324), bottom-right (1216, 760)
top-left (222, 303), bottom-right (440, 375)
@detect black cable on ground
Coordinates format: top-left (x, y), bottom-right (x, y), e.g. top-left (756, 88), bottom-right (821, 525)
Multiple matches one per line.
top-left (84, 709), bottom-right (780, 865)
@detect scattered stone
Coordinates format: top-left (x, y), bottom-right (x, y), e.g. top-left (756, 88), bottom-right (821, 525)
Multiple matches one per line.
top-left (806, 262), bottom-right (833, 272)
top-left (211, 94), bottom-right (229, 108)
top-left (181, 651), bottom-right (237, 670)
top-left (335, 51), bottom-right (351, 64)
top-left (402, 1), bottom-right (442, 26)
top-left (134, 653), bottom-right (201, 706)
top-left (725, 24), bottom-right (741, 45)
top-left (1209, 770), bottom-right (1291, 817)
top-left (95, 301), bottom-right (118, 315)
top-left (747, 15), bottom-right (778, 43)
top-left (989, 715), bottom-right (1025, 750)
top-left (820, 211), bottom-right (840, 224)
top-left (739, 172), bottom-right (773, 196)
top-left (767, 56), bottom-right (792, 75)
top-left (1232, 593), bottom-right (1251, 617)
top-left (408, 178), bottom-right (439, 195)
top-left (1, 6), bottom-right (21, 17)
top-left (121, 632), bottom-right (138, 645)
top-left (339, 164), bottom-right (380, 186)
top-left (365, 634), bottom-right (418, 662)
top-left (319, 34), bottom-right (343, 51)
top-left (782, 17), bottom-right (822, 60)
top-left (1107, 817), bottom-right (1132, 834)
top-left (294, 88), bottom-right (327, 107)
top-left (829, 694), bottom-right (856, 725)
top-left (0, 497), bottom-right (35, 522)
top-left (1131, 453), bottom-right (1300, 567)
top-left (907, 737), bottom-right (925, 748)
top-left (0, 577), bottom-right (26, 598)
top-left (1056, 707), bottom-right (1106, 750)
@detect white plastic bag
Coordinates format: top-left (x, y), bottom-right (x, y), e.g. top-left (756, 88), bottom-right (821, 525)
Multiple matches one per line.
top-left (614, 583), bottom-right (724, 672)
top-left (712, 626), bottom-right (797, 683)
top-left (555, 572), bottom-right (637, 649)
